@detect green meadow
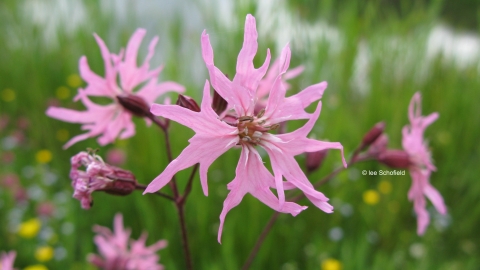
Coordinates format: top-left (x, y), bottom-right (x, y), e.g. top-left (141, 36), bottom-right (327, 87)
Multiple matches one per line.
top-left (1, 0), bottom-right (479, 269)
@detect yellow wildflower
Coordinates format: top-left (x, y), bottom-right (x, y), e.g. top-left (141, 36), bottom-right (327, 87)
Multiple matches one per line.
top-left (18, 218), bottom-right (41, 238)
top-left (321, 258), bottom-right (342, 270)
top-left (363, 190), bottom-right (380, 205)
top-left (36, 150), bottom-right (52, 164)
top-left (35, 246), bottom-right (54, 262)
top-left (1, 88), bottom-right (15, 102)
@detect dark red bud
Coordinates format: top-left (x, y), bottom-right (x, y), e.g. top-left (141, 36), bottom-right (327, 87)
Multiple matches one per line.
top-left (117, 94), bottom-right (151, 117)
top-left (176, 94), bottom-right (200, 112)
top-left (306, 150), bottom-right (329, 173)
top-left (368, 134), bottom-right (388, 157)
top-left (378, 150), bottom-right (411, 169)
top-left (212, 90), bottom-right (227, 115)
top-left (102, 167), bottom-right (137, 196)
top-left (361, 122), bottom-right (385, 150)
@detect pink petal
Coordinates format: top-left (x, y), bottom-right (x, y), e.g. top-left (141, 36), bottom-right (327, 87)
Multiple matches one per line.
top-left (284, 65), bottom-right (305, 80)
top-left (46, 106), bottom-right (101, 124)
top-left (201, 31), bottom-right (250, 116)
top-left (424, 183), bottom-right (447, 215)
top-left (136, 80), bottom-right (185, 105)
top-left (267, 147), bottom-right (333, 213)
top-left (218, 146), bottom-right (307, 243)
top-left (144, 135), bottom-right (236, 195)
top-left (93, 33), bottom-right (117, 94)
top-left (274, 102), bottom-right (347, 167)
top-left (79, 56), bottom-right (114, 97)
top-left (117, 29), bottom-right (166, 95)
top-left (264, 45), bottom-right (291, 118)
top-left (266, 81), bottom-right (327, 124)
top-left (235, 14), bottom-right (259, 80)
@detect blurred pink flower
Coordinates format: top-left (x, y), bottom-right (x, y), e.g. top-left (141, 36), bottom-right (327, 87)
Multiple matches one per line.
top-left (402, 92), bottom-right (446, 235)
top-left (106, 148), bottom-right (126, 166)
top-left (46, 29), bottom-right (184, 148)
top-left (145, 14), bottom-right (346, 242)
top-left (70, 151), bottom-right (137, 209)
top-left (0, 250), bottom-right (16, 270)
top-left (0, 115), bottom-right (9, 131)
top-left (37, 201), bottom-right (56, 217)
top-left (88, 213), bottom-right (167, 270)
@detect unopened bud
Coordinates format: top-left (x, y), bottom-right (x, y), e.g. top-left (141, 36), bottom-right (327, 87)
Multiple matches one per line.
top-left (103, 167), bottom-right (137, 196)
top-left (117, 94), bottom-right (150, 117)
top-left (361, 122), bottom-right (385, 150)
top-left (176, 94), bottom-right (200, 112)
top-left (368, 134), bottom-right (388, 157)
top-left (306, 150), bottom-right (329, 173)
top-left (212, 90), bottom-right (227, 115)
top-left (378, 150), bottom-right (411, 169)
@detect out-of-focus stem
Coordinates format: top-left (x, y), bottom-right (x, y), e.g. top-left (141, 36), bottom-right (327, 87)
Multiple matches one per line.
top-left (146, 113), bottom-right (193, 270)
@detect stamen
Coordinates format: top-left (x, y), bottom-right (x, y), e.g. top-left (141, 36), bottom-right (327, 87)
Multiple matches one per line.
top-left (244, 126), bottom-right (249, 135)
top-left (252, 131), bottom-right (262, 138)
top-left (257, 120), bottom-right (266, 125)
top-left (239, 116), bottom-right (254, 122)
top-left (256, 109), bottom-right (265, 118)
top-left (242, 136), bottom-right (252, 142)
top-left (265, 124), bottom-right (280, 130)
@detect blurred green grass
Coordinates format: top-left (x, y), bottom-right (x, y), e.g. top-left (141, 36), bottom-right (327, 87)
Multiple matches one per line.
top-left (1, 0), bottom-right (479, 269)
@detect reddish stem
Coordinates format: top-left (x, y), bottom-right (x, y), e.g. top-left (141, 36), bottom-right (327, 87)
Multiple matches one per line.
top-left (147, 113), bottom-right (193, 270)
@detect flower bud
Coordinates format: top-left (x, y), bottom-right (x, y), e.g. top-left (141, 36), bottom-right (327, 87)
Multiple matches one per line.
top-left (176, 94), bottom-right (200, 112)
top-left (378, 150), bottom-right (411, 169)
top-left (212, 90), bottom-right (227, 115)
top-left (70, 151), bottom-right (138, 209)
top-left (368, 134), bottom-right (388, 157)
top-left (306, 150), bottom-right (329, 173)
top-left (117, 94), bottom-right (151, 117)
top-left (360, 122), bottom-right (385, 150)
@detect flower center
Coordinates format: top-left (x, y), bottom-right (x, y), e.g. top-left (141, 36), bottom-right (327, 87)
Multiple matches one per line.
top-left (237, 109), bottom-right (279, 145)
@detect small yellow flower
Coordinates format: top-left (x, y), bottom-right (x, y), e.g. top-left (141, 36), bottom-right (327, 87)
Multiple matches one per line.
top-left (24, 264), bottom-right (49, 270)
top-left (1, 88), bottom-right (15, 102)
top-left (55, 86), bottom-right (70, 100)
top-left (36, 150), bottom-right (52, 164)
top-left (67, 74), bottom-right (82, 88)
top-left (378, 180), bottom-right (392, 194)
top-left (56, 129), bottom-right (69, 142)
top-left (363, 190), bottom-right (380, 205)
top-left (321, 258), bottom-right (342, 270)
top-left (35, 246), bottom-right (54, 262)
top-left (18, 218), bottom-right (41, 238)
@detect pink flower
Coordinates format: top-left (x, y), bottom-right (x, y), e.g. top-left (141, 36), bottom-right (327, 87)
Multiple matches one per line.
top-left (70, 151), bottom-right (137, 209)
top-left (0, 251), bottom-right (16, 270)
top-left (402, 92), bottom-right (446, 235)
top-left (46, 29), bottom-right (184, 148)
top-left (88, 213), bottom-right (167, 270)
top-left (145, 14), bottom-right (346, 242)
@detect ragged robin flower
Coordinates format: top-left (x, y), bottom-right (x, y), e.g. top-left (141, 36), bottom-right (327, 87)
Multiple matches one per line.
top-left (88, 213), bottom-right (167, 270)
top-left (144, 14), bottom-right (346, 242)
top-left (46, 29), bottom-right (184, 148)
top-left (402, 92), bottom-right (446, 235)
